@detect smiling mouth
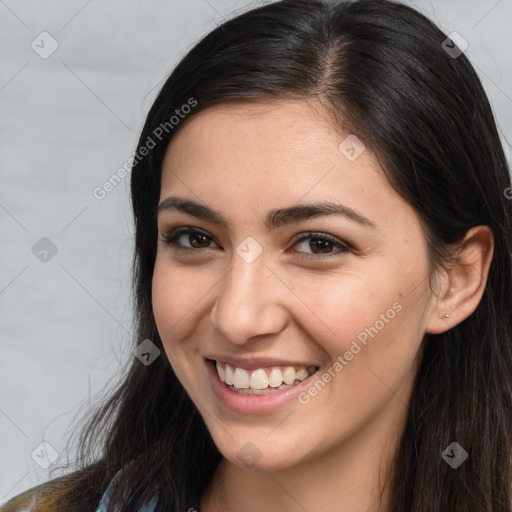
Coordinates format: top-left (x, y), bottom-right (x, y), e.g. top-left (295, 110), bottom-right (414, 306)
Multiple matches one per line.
top-left (210, 359), bottom-right (319, 395)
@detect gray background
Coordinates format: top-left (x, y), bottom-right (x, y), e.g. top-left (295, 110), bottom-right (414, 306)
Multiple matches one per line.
top-left (1, 0), bottom-right (511, 502)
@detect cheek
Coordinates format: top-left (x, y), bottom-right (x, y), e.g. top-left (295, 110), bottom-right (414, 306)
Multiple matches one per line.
top-left (312, 283), bottom-right (426, 419)
top-left (293, 261), bottom-right (428, 400)
top-left (151, 260), bottom-right (210, 391)
top-left (151, 259), bottom-right (205, 345)
top-left (289, 267), bottom-right (400, 357)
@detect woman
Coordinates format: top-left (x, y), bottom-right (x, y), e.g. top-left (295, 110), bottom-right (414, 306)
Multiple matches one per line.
top-left (2, 0), bottom-right (511, 510)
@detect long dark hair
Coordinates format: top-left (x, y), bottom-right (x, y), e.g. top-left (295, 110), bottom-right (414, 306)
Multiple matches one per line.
top-left (15, 0), bottom-right (512, 511)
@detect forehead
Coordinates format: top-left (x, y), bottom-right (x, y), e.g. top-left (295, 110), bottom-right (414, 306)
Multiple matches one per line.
top-left (162, 99), bottom-right (378, 184)
top-left (159, 99), bottom-right (415, 235)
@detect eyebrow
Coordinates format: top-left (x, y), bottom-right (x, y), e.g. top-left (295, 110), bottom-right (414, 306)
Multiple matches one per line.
top-left (156, 197), bottom-right (377, 231)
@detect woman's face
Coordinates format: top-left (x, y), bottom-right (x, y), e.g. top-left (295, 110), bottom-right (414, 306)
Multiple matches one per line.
top-left (152, 99), bottom-right (439, 472)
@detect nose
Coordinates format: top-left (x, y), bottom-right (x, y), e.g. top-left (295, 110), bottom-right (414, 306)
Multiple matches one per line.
top-left (210, 251), bottom-right (288, 346)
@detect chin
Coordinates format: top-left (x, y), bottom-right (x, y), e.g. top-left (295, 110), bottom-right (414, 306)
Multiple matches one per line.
top-left (212, 433), bottom-right (308, 472)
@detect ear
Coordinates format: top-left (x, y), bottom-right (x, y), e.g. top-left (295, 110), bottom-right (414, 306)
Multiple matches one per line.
top-left (425, 225), bottom-right (494, 335)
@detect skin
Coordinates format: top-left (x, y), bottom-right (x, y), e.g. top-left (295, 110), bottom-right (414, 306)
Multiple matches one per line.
top-left (151, 99), bottom-right (494, 512)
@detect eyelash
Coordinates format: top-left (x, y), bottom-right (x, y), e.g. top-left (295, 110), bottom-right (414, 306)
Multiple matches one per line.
top-left (159, 227), bottom-right (351, 260)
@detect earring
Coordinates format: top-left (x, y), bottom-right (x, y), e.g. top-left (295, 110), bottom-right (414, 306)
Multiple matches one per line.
top-left (444, 313), bottom-right (450, 318)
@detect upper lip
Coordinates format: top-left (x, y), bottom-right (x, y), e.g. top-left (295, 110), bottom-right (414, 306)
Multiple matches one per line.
top-left (205, 355), bottom-right (319, 371)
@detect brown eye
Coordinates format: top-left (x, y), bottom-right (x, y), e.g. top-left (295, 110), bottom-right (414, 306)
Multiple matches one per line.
top-left (308, 238), bottom-right (334, 254)
top-left (187, 233), bottom-right (211, 248)
top-left (291, 233), bottom-right (350, 260)
top-left (161, 228), bottom-right (219, 251)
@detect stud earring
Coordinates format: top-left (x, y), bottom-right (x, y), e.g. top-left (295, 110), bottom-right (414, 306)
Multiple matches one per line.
top-left (444, 313), bottom-right (450, 318)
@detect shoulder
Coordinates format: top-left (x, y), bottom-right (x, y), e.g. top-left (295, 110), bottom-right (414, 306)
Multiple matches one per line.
top-left (95, 470), bottom-right (159, 512)
top-left (0, 476), bottom-right (66, 511)
top-left (0, 471), bottom-right (106, 512)
top-left (1, 466), bottom-right (159, 512)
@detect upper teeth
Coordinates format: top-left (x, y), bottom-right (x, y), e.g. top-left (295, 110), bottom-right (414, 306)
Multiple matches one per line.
top-left (216, 361), bottom-right (315, 390)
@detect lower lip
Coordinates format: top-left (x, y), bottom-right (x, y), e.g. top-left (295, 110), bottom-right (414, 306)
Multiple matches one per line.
top-left (206, 359), bottom-right (318, 415)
